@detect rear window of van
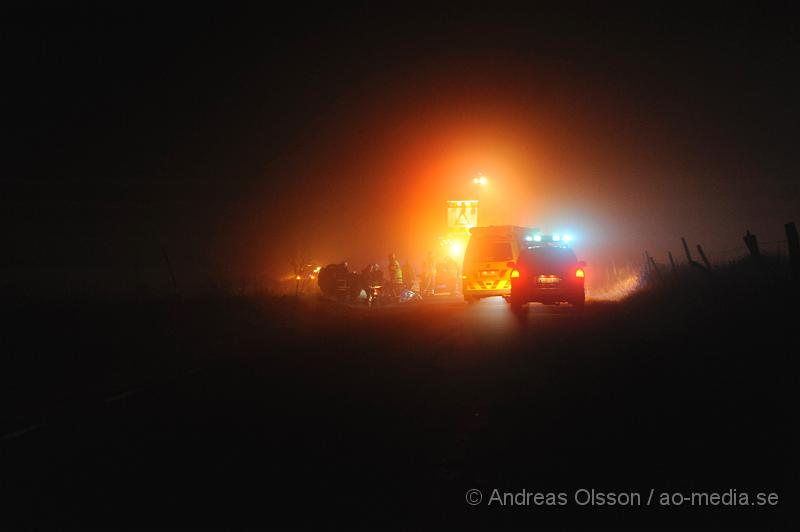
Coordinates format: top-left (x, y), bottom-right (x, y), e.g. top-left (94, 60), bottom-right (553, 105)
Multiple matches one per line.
top-left (465, 240), bottom-right (513, 262)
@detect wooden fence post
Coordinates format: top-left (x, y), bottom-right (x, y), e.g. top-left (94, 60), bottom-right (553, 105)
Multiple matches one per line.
top-left (648, 255), bottom-right (661, 280)
top-left (682, 237), bottom-right (704, 269)
top-left (743, 230), bottom-right (761, 264)
top-left (681, 237), bottom-right (693, 264)
top-left (696, 244), bottom-right (712, 270)
top-left (785, 222), bottom-right (800, 280)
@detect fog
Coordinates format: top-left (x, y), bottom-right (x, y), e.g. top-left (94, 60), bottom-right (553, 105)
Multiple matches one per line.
top-left (3, 6), bottom-right (798, 297)
top-left (235, 53), bottom-right (799, 284)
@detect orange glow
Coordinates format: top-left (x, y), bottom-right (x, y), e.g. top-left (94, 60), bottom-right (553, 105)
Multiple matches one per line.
top-left (238, 93), bottom-right (569, 279)
top-left (238, 75), bottom-right (681, 282)
top-left (295, 275), bottom-right (301, 281)
top-left (575, 268), bottom-right (585, 278)
top-left (510, 269), bottom-right (520, 278)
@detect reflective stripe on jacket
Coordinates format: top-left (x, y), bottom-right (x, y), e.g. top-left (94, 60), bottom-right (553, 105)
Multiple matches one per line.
top-left (389, 260), bottom-right (402, 281)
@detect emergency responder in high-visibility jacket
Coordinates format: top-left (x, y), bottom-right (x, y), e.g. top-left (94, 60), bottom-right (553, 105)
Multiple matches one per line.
top-left (388, 253), bottom-right (403, 297)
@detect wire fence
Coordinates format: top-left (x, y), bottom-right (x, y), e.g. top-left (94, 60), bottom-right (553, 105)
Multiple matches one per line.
top-left (705, 240), bottom-right (788, 266)
top-left (591, 223), bottom-right (799, 302)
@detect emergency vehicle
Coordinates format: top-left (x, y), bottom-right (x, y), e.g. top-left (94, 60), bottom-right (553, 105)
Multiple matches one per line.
top-left (509, 236), bottom-right (586, 310)
top-left (462, 225), bottom-right (537, 303)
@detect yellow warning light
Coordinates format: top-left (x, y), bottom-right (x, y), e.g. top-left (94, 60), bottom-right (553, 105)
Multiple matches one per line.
top-left (295, 275), bottom-right (301, 280)
top-left (511, 270), bottom-right (520, 278)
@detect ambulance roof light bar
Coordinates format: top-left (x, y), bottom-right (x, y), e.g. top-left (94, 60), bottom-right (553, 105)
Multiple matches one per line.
top-left (525, 233), bottom-right (575, 244)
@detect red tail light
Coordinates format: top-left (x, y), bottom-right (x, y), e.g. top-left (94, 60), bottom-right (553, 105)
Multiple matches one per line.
top-left (510, 269), bottom-right (520, 278)
top-left (575, 268), bottom-right (585, 278)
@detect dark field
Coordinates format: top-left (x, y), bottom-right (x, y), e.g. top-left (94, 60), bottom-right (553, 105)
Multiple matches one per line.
top-left (1, 264), bottom-right (796, 529)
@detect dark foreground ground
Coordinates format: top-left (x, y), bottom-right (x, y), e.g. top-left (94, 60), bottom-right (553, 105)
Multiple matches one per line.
top-left (1, 265), bottom-right (797, 529)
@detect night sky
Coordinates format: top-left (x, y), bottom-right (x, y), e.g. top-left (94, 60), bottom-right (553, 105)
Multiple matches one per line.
top-left (4, 4), bottom-right (799, 294)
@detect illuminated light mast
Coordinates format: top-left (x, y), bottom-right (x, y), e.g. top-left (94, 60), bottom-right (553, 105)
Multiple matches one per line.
top-left (442, 199), bottom-right (479, 261)
top-left (440, 174), bottom-right (487, 262)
